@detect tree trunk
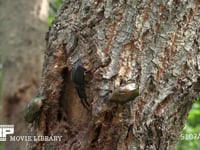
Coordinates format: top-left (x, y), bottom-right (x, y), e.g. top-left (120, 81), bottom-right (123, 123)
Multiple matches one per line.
top-left (0, 0), bottom-right (48, 149)
top-left (31, 0), bottom-right (200, 149)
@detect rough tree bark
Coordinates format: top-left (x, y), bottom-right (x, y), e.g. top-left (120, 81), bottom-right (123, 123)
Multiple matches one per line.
top-left (0, 0), bottom-right (48, 149)
top-left (30, 0), bottom-right (200, 149)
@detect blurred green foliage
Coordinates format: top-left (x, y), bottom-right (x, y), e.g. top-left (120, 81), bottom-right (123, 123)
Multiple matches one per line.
top-left (176, 96), bottom-right (200, 150)
top-left (48, 0), bottom-right (63, 24)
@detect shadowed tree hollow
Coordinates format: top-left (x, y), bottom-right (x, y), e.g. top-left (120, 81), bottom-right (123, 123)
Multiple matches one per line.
top-left (29, 0), bottom-right (200, 149)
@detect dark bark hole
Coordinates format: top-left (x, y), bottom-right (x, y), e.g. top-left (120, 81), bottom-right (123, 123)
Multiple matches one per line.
top-left (57, 110), bottom-right (62, 121)
top-left (59, 66), bottom-right (90, 126)
top-left (59, 67), bottom-right (70, 122)
top-left (125, 125), bottom-right (133, 139)
top-left (91, 124), bottom-right (102, 144)
top-left (104, 111), bottom-right (114, 122)
top-left (112, 0), bottom-right (119, 5)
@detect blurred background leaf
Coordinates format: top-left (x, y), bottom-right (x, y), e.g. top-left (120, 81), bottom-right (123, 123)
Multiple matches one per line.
top-left (176, 95), bottom-right (200, 150)
top-left (48, 0), bottom-right (63, 24)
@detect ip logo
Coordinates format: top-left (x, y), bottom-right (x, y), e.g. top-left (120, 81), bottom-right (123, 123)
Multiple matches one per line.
top-left (0, 125), bottom-right (14, 141)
